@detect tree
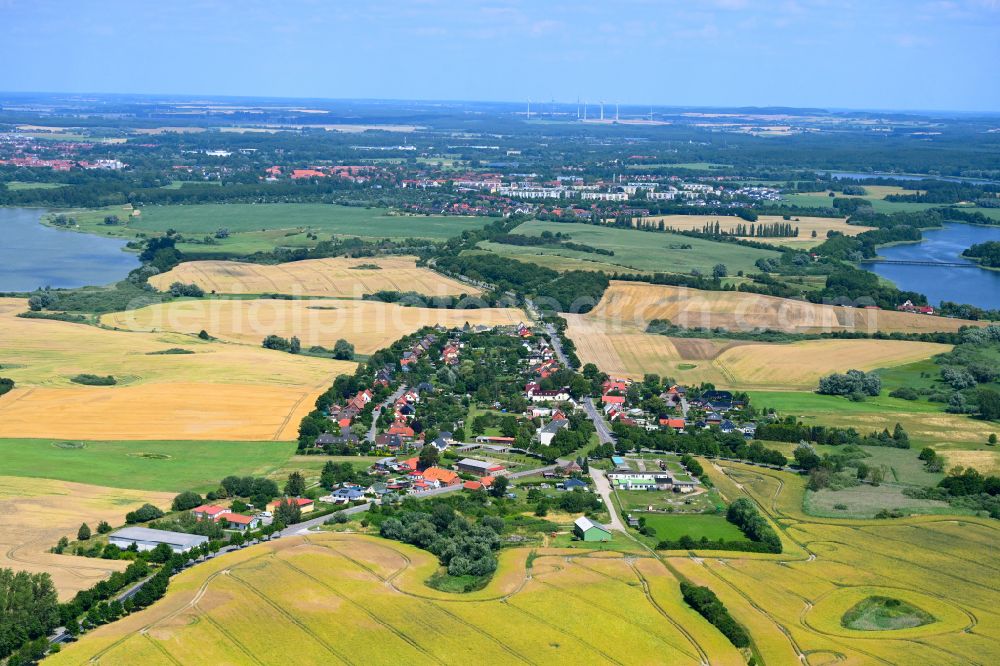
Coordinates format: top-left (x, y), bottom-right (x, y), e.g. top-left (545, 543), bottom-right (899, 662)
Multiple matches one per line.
top-left (418, 445), bottom-right (439, 470)
top-left (289, 336), bottom-right (301, 354)
top-left (793, 445), bottom-right (821, 471)
top-left (333, 338), bottom-right (355, 360)
top-left (171, 491), bottom-right (203, 512)
top-left (990, 433), bottom-right (998, 446)
top-left (870, 467), bottom-right (884, 486)
top-left (96, 520), bottom-right (112, 534)
top-left (712, 263), bottom-right (728, 278)
top-left (0, 569), bottom-right (59, 660)
top-left (284, 472), bottom-right (306, 497)
top-left (274, 498), bottom-right (302, 526)
top-left (489, 475), bottom-right (510, 498)
top-left (77, 523), bottom-right (91, 541)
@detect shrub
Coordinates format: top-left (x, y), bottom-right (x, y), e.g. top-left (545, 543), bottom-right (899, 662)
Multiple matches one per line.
top-left (70, 374), bottom-right (116, 386)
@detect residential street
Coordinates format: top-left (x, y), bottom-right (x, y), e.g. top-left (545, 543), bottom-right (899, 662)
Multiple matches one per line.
top-left (367, 385), bottom-right (407, 442)
top-left (583, 397), bottom-right (616, 445)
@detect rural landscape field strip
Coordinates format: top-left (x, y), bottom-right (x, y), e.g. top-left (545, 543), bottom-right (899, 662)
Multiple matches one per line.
top-left (150, 256), bottom-right (479, 298)
top-left (48, 534), bottom-right (725, 665)
top-left (0, 297), bottom-right (356, 440)
top-left (703, 461), bottom-right (1000, 664)
top-left (0, 476), bottom-right (175, 598)
top-left (587, 282), bottom-right (983, 334)
top-left (101, 298), bottom-right (527, 355)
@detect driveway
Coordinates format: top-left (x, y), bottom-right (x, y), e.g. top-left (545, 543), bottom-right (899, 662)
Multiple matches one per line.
top-left (589, 467), bottom-right (626, 532)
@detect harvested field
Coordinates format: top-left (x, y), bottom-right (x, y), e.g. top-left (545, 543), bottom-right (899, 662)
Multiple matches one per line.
top-left (941, 449), bottom-right (1000, 476)
top-left (587, 281), bottom-right (984, 335)
top-left (0, 382), bottom-right (328, 440)
top-left (0, 476), bottom-right (173, 598)
top-left (642, 214), bottom-right (872, 247)
top-left (49, 533), bottom-right (737, 666)
top-left (149, 256), bottom-right (480, 298)
top-left (564, 312), bottom-right (948, 389)
top-left (0, 298), bottom-right (354, 440)
top-left (101, 298), bottom-right (527, 355)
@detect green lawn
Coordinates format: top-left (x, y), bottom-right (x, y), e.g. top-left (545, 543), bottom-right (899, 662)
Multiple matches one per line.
top-left (0, 438), bottom-right (296, 492)
top-left (49, 204), bottom-right (489, 257)
top-left (486, 220), bottom-right (780, 276)
top-left (5, 181), bottom-right (68, 191)
top-left (641, 513), bottom-right (748, 542)
top-left (782, 193), bottom-right (939, 214)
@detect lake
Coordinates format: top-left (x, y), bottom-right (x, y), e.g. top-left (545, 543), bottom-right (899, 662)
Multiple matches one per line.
top-left (863, 223), bottom-right (1000, 310)
top-left (0, 207), bottom-right (139, 292)
top-left (830, 171), bottom-right (997, 184)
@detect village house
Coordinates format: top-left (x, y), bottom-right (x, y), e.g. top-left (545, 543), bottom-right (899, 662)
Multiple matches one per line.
top-left (266, 497), bottom-right (315, 514)
top-left (191, 504), bottom-right (230, 522)
top-left (220, 514), bottom-right (260, 531)
top-left (538, 418), bottom-right (569, 446)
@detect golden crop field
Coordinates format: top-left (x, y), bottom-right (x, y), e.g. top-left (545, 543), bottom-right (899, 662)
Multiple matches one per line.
top-left (149, 256), bottom-right (480, 298)
top-left (0, 476), bottom-right (173, 599)
top-left (101, 298), bottom-right (528, 355)
top-left (0, 298), bottom-right (355, 440)
top-left (667, 461), bottom-right (1000, 666)
top-left (564, 312), bottom-right (948, 389)
top-left (640, 214), bottom-right (873, 247)
top-left (49, 533), bottom-right (742, 666)
top-left (587, 282), bottom-right (984, 335)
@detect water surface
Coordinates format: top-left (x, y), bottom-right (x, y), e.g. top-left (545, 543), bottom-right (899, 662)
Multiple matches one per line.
top-left (863, 223), bottom-right (1000, 309)
top-left (0, 207), bottom-right (139, 292)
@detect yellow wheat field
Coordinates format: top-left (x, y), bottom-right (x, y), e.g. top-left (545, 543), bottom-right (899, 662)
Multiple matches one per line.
top-left (640, 214), bottom-right (873, 246)
top-left (0, 298), bottom-right (355, 440)
top-left (676, 461), bottom-right (1000, 666)
top-left (149, 256), bottom-right (480, 298)
top-left (587, 281), bottom-right (984, 335)
top-left (564, 311), bottom-right (948, 389)
top-left (0, 476), bottom-right (173, 598)
top-left (47, 533), bottom-right (738, 666)
top-left (101, 298), bottom-right (528, 354)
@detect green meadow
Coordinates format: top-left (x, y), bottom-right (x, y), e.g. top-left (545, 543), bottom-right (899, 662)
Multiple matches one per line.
top-left (486, 219), bottom-right (781, 275)
top-left (0, 439), bottom-right (297, 492)
top-left (50, 203), bottom-right (489, 256)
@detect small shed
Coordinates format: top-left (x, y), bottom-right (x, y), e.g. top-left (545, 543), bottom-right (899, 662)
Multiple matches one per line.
top-left (573, 516), bottom-right (612, 542)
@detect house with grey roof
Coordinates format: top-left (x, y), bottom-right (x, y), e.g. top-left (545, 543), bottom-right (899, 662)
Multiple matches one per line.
top-left (108, 527), bottom-right (208, 553)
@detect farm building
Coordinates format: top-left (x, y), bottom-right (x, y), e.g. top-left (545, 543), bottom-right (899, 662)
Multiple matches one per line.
top-left (574, 516), bottom-right (612, 542)
top-left (108, 527), bottom-right (208, 553)
top-left (456, 458), bottom-right (505, 476)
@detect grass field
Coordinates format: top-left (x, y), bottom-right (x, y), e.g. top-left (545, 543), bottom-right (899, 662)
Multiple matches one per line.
top-left (0, 439), bottom-right (296, 492)
top-left (783, 187), bottom-right (941, 214)
top-left (0, 476), bottom-right (174, 598)
top-left (0, 298), bottom-right (354, 440)
top-left (584, 281), bottom-right (984, 335)
top-left (101, 297), bottom-right (527, 355)
top-left (640, 513), bottom-right (747, 542)
top-left (149, 256), bottom-right (479, 297)
top-left (4, 181), bottom-right (68, 191)
top-left (48, 203), bottom-right (489, 256)
top-left (565, 311), bottom-right (948, 389)
top-left (749, 390), bottom-right (998, 449)
top-left (48, 533), bottom-right (742, 666)
top-left (487, 219), bottom-right (781, 276)
top-left (641, 214), bottom-right (870, 248)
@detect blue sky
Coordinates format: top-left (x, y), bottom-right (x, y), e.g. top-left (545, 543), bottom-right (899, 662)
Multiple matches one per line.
top-left (2, 0), bottom-right (998, 112)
